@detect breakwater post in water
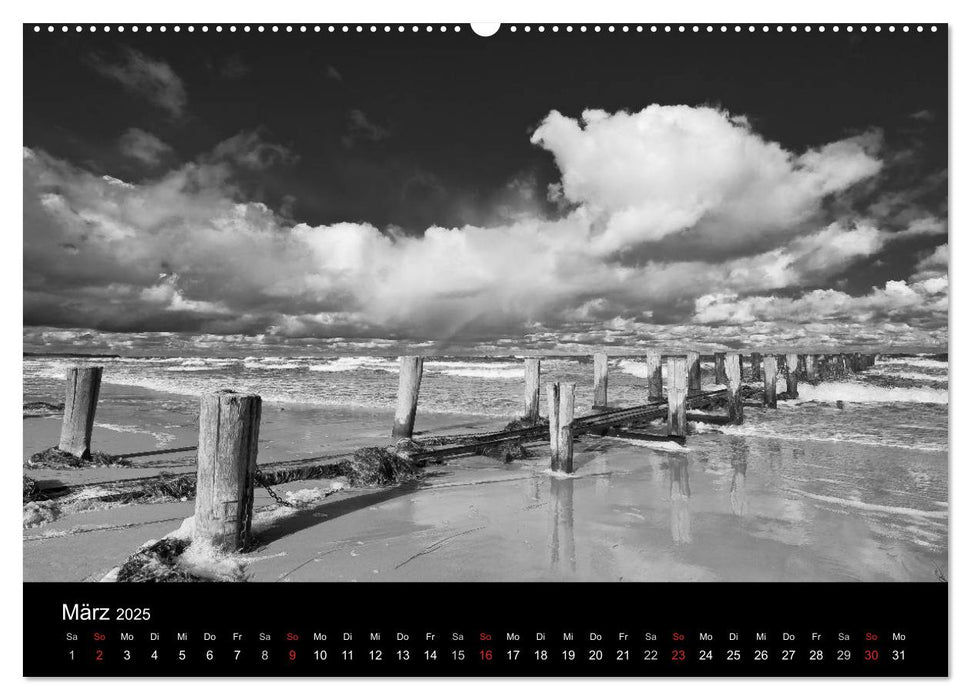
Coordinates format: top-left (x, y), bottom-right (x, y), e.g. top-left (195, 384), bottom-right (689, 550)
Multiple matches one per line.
top-left (392, 356), bottom-right (424, 439)
top-left (804, 354), bottom-right (817, 381)
top-left (593, 352), bottom-right (609, 409)
top-left (726, 352), bottom-right (743, 424)
top-left (714, 352), bottom-right (727, 385)
top-left (686, 351), bottom-right (701, 392)
top-left (58, 366), bottom-right (103, 459)
top-left (194, 390), bottom-right (262, 552)
top-left (785, 353), bottom-right (799, 398)
top-left (749, 352), bottom-right (762, 382)
top-left (645, 350), bottom-right (663, 401)
top-left (667, 356), bottom-right (688, 437)
top-left (762, 355), bottom-right (778, 408)
top-left (524, 358), bottom-right (541, 422)
top-left (547, 382), bottom-right (576, 473)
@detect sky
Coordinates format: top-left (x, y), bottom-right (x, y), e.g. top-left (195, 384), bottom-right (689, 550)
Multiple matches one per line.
top-left (23, 25), bottom-right (948, 355)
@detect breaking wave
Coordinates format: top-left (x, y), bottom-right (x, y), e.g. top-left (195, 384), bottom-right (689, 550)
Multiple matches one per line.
top-left (796, 382), bottom-right (947, 405)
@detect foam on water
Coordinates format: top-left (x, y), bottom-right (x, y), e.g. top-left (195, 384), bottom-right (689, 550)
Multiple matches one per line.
top-left (787, 488), bottom-right (948, 520)
top-left (308, 356), bottom-right (398, 373)
top-left (796, 382), bottom-right (947, 405)
top-left (879, 357), bottom-right (947, 369)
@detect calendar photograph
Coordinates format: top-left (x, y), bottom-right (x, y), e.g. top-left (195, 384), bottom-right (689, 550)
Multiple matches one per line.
top-left (23, 24), bottom-right (947, 590)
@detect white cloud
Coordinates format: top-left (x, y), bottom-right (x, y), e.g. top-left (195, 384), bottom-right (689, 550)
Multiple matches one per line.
top-left (530, 105), bottom-right (882, 256)
top-left (118, 128), bottom-right (172, 166)
top-left (23, 105), bottom-right (943, 348)
top-left (693, 277), bottom-right (947, 326)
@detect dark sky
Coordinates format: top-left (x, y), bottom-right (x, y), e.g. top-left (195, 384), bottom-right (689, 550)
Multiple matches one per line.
top-left (22, 25), bottom-right (949, 352)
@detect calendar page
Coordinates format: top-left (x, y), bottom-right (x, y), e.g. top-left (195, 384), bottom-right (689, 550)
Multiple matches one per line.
top-left (21, 20), bottom-right (948, 677)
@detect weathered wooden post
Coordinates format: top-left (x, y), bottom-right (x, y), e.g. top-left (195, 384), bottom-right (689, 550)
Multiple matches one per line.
top-left (194, 390), bottom-right (262, 551)
top-left (714, 352), bottom-right (727, 385)
top-left (523, 358), bottom-right (541, 422)
top-left (392, 356), bottom-right (424, 439)
top-left (645, 350), bottom-right (663, 401)
top-left (58, 366), bottom-right (103, 459)
top-left (762, 355), bottom-right (778, 408)
top-left (686, 351), bottom-right (701, 392)
top-left (547, 382), bottom-right (576, 473)
top-left (785, 353), bottom-right (799, 398)
top-left (749, 352), bottom-right (762, 382)
top-left (667, 356), bottom-right (688, 437)
top-left (725, 353), bottom-right (743, 424)
top-left (592, 352), bottom-right (608, 409)
top-left (804, 354), bottom-right (816, 382)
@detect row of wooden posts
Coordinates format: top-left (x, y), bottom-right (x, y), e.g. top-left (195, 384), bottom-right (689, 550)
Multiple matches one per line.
top-left (50, 350), bottom-right (875, 552)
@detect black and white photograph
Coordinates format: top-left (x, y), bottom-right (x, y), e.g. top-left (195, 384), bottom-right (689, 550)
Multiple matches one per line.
top-left (22, 23), bottom-right (947, 587)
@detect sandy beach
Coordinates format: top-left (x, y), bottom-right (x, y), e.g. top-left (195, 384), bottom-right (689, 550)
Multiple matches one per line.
top-left (23, 364), bottom-right (947, 584)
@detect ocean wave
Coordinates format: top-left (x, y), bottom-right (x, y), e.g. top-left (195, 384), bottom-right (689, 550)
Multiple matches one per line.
top-left (308, 357), bottom-right (399, 373)
top-left (718, 422), bottom-right (946, 452)
top-left (878, 357), bottom-right (948, 370)
top-left (796, 382), bottom-right (947, 405)
top-left (868, 367), bottom-right (948, 383)
top-left (243, 361), bottom-right (303, 370)
top-left (424, 360), bottom-right (523, 379)
top-left (617, 359), bottom-right (651, 378)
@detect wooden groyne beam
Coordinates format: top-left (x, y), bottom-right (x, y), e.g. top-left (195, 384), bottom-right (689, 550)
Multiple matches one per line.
top-left (411, 388), bottom-right (729, 461)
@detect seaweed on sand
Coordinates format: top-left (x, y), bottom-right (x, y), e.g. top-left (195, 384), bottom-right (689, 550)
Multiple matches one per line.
top-left (116, 538), bottom-right (207, 583)
top-left (325, 447), bottom-right (424, 486)
top-left (476, 440), bottom-right (532, 463)
top-left (25, 447), bottom-right (132, 470)
top-left (120, 473), bottom-right (197, 503)
top-left (23, 475), bottom-right (41, 503)
top-left (22, 401), bottom-right (64, 418)
top-left (256, 446), bottom-right (424, 488)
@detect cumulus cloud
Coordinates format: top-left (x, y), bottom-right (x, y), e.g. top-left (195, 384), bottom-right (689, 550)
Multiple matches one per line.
top-left (531, 106), bottom-right (882, 257)
top-left (89, 48), bottom-right (187, 119)
top-left (118, 128), bottom-right (172, 166)
top-left (23, 105), bottom-right (947, 348)
top-left (693, 278), bottom-right (948, 327)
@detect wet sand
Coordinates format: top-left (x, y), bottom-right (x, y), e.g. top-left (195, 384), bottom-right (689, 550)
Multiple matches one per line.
top-left (23, 393), bottom-right (947, 582)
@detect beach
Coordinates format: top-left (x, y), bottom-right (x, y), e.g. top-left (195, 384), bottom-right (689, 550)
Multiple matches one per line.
top-left (23, 354), bottom-right (948, 583)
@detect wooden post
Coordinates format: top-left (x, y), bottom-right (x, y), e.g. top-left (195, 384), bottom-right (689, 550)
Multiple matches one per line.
top-left (804, 354), bottom-right (816, 382)
top-left (686, 351), bottom-right (701, 392)
top-left (592, 352), bottom-right (608, 409)
top-left (762, 355), bottom-right (778, 408)
top-left (194, 391), bottom-right (262, 552)
top-left (645, 350), bottom-right (663, 401)
top-left (58, 366), bottom-right (103, 459)
top-left (392, 356), bottom-right (423, 439)
top-left (714, 352), bottom-right (727, 385)
top-left (523, 358), bottom-right (541, 422)
top-left (749, 352), bottom-right (762, 382)
top-left (667, 356), bottom-right (688, 437)
top-left (725, 353), bottom-right (743, 424)
top-left (547, 382), bottom-right (576, 473)
top-left (785, 353), bottom-right (799, 398)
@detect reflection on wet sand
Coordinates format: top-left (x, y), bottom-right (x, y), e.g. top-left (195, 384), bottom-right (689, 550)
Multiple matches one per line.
top-left (549, 477), bottom-right (576, 573)
top-left (730, 437), bottom-right (749, 517)
top-left (669, 454), bottom-right (691, 544)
